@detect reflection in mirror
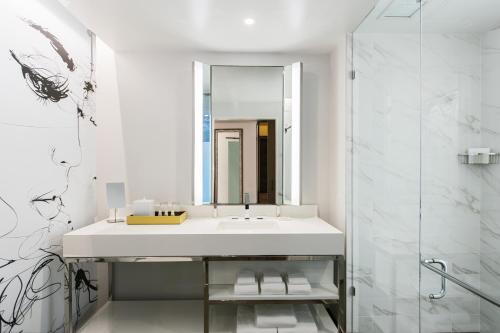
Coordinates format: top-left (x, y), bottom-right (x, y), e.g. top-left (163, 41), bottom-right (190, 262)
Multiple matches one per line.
top-left (193, 62), bottom-right (302, 206)
top-left (214, 129), bottom-right (242, 204)
top-left (212, 66), bottom-right (282, 205)
top-left (257, 120), bottom-right (276, 204)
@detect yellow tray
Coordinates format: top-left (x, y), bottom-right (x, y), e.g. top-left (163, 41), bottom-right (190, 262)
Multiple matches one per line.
top-left (127, 211), bottom-right (187, 225)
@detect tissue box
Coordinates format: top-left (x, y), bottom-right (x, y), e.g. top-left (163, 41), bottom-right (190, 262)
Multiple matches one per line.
top-left (126, 211), bottom-right (187, 225)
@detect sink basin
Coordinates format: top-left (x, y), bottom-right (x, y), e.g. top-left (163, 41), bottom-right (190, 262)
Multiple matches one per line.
top-left (217, 219), bottom-right (279, 233)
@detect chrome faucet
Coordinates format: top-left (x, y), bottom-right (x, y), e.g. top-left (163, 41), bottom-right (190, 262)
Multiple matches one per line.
top-left (244, 204), bottom-right (250, 219)
top-left (243, 193), bottom-right (251, 220)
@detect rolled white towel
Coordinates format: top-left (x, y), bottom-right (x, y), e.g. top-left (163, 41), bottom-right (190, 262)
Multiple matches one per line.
top-left (255, 304), bottom-right (297, 328)
top-left (262, 271), bottom-right (283, 283)
top-left (286, 272), bottom-right (309, 285)
top-left (260, 282), bottom-right (286, 295)
top-left (237, 306), bottom-right (276, 333)
top-left (234, 283), bottom-right (259, 295)
top-left (237, 270), bottom-right (257, 285)
top-left (278, 305), bottom-right (318, 333)
top-left (287, 283), bottom-right (312, 295)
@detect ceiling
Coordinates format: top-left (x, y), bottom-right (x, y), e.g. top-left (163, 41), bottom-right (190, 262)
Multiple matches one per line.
top-left (357, 0), bottom-right (500, 34)
top-left (58, 0), bottom-right (375, 53)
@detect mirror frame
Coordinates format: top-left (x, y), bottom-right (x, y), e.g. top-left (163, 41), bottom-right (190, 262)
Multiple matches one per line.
top-left (192, 61), bottom-right (302, 206)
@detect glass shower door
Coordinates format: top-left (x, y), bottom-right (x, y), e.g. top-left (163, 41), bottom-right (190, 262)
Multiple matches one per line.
top-left (349, 1), bottom-right (500, 332)
top-left (419, 1), bottom-right (500, 332)
top-left (348, 0), bottom-right (422, 332)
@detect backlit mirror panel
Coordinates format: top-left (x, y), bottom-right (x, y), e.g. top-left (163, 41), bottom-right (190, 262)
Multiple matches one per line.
top-left (193, 62), bottom-right (302, 205)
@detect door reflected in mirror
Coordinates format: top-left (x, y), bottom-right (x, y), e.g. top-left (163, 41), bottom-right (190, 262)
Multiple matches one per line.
top-left (193, 62), bottom-right (302, 206)
top-left (214, 128), bottom-right (243, 204)
top-left (213, 121), bottom-right (277, 205)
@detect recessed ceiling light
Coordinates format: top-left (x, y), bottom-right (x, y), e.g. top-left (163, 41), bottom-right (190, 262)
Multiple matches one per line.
top-left (244, 18), bottom-right (255, 26)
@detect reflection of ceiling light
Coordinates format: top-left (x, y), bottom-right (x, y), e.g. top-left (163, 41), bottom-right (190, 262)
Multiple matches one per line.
top-left (244, 18), bottom-right (255, 25)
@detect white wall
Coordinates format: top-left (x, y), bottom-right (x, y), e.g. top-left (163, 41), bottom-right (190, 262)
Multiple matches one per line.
top-left (94, 37), bottom-right (128, 308)
top-left (329, 36), bottom-right (348, 232)
top-left (95, 37), bottom-right (128, 221)
top-left (114, 51), bottom-right (334, 221)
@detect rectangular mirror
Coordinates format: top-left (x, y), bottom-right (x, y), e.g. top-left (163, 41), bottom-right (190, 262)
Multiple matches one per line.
top-left (193, 62), bottom-right (302, 205)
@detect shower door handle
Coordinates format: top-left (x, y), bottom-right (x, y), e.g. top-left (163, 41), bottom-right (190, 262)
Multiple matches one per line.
top-left (423, 258), bottom-right (448, 299)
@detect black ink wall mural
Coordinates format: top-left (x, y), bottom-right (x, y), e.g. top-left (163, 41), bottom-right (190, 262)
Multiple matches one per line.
top-left (0, 1), bottom-right (97, 332)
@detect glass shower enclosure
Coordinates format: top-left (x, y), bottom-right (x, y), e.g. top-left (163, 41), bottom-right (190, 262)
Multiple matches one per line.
top-left (348, 0), bottom-right (500, 332)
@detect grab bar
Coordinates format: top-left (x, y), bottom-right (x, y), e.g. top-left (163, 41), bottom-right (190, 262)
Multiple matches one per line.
top-left (421, 259), bottom-right (500, 308)
top-left (423, 259), bottom-right (447, 299)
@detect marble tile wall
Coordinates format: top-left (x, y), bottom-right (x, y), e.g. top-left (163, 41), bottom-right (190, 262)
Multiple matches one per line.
top-left (480, 26), bottom-right (500, 333)
top-left (350, 31), bottom-right (500, 332)
top-left (420, 33), bottom-right (482, 333)
top-left (352, 33), bottom-right (421, 333)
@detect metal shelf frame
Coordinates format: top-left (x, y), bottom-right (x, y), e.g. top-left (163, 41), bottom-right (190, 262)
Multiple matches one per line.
top-left (64, 255), bottom-right (345, 333)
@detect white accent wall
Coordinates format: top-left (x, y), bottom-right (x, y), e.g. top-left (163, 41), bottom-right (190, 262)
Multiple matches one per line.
top-left (0, 0), bottom-right (97, 330)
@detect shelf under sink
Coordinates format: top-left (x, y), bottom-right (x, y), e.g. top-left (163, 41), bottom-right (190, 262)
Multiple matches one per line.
top-left (77, 300), bottom-right (338, 333)
top-left (77, 300), bottom-right (203, 333)
top-left (209, 283), bottom-right (339, 302)
top-left (210, 304), bottom-right (338, 333)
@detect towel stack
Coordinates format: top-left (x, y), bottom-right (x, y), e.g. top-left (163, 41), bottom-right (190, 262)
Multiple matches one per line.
top-left (236, 306), bottom-right (276, 333)
top-left (233, 270), bottom-right (312, 296)
top-left (255, 304), bottom-right (297, 328)
top-left (285, 272), bottom-right (312, 295)
top-left (236, 304), bottom-right (318, 333)
top-left (279, 304), bottom-right (318, 333)
top-left (234, 270), bottom-right (259, 295)
top-left (260, 271), bottom-right (286, 295)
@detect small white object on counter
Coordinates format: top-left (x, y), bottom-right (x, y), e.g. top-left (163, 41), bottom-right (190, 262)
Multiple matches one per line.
top-left (132, 198), bottom-right (155, 216)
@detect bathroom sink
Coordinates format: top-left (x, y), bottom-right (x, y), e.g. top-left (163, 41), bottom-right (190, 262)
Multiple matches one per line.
top-left (217, 219), bottom-right (279, 233)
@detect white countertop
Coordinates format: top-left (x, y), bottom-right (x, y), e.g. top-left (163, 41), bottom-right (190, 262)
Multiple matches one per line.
top-left (63, 217), bottom-right (344, 257)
